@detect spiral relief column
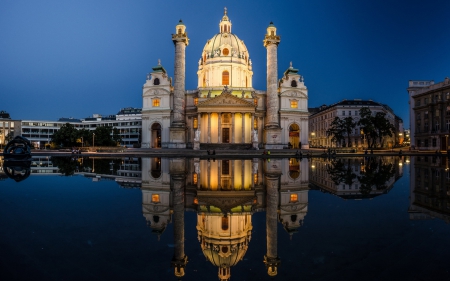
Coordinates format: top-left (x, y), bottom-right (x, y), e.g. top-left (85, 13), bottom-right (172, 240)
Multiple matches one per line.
top-left (264, 173), bottom-right (281, 276)
top-left (263, 22), bottom-right (283, 149)
top-left (170, 20), bottom-right (189, 148)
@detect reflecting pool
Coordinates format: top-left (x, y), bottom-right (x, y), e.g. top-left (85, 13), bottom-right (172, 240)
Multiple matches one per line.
top-left (1, 155), bottom-right (449, 280)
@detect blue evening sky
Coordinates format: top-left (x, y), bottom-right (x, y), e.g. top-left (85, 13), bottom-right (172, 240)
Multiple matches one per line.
top-left (1, 0), bottom-right (449, 128)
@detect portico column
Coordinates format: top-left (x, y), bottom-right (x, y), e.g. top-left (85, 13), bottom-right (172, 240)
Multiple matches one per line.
top-left (231, 113), bottom-right (235, 144)
top-left (251, 113), bottom-right (255, 132)
top-left (208, 160), bottom-right (211, 190)
top-left (218, 112), bottom-right (222, 143)
top-left (242, 113), bottom-right (245, 143)
top-left (197, 112), bottom-right (201, 133)
top-left (208, 113), bottom-right (211, 143)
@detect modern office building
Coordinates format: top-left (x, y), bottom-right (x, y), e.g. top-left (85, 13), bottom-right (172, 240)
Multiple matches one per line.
top-left (408, 77), bottom-right (450, 150)
top-left (141, 9), bottom-right (309, 150)
top-left (308, 99), bottom-right (403, 148)
top-left (19, 107), bottom-right (142, 148)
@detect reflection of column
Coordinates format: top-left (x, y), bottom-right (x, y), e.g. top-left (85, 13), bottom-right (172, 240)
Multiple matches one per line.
top-left (264, 174), bottom-right (281, 276)
top-left (218, 112), bottom-right (222, 143)
top-left (231, 160), bottom-right (235, 189)
top-left (231, 113), bottom-right (235, 144)
top-left (242, 113), bottom-right (245, 143)
top-left (241, 160), bottom-right (245, 190)
top-left (208, 160), bottom-right (211, 190)
top-left (218, 160), bottom-right (222, 189)
top-left (171, 174), bottom-right (187, 277)
top-left (208, 113), bottom-right (211, 143)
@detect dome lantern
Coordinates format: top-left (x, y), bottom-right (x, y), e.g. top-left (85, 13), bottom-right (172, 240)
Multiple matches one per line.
top-left (219, 7), bottom-right (232, 34)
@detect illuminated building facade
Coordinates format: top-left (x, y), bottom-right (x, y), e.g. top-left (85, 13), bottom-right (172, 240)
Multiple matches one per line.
top-left (141, 9), bottom-right (309, 150)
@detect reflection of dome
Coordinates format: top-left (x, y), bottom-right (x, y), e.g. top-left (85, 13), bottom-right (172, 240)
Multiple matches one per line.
top-left (197, 213), bottom-right (252, 281)
top-left (197, 8), bottom-right (253, 89)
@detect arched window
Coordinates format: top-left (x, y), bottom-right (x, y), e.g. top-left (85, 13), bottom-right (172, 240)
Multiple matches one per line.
top-left (153, 78), bottom-right (160, 85)
top-left (152, 99), bottom-right (160, 107)
top-left (291, 80), bottom-right (297, 87)
top-left (222, 71), bottom-right (229, 85)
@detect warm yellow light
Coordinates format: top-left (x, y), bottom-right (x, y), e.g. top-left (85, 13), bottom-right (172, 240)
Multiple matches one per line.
top-left (151, 194), bottom-right (160, 203)
top-left (290, 193), bottom-right (298, 202)
top-left (152, 99), bottom-right (160, 107)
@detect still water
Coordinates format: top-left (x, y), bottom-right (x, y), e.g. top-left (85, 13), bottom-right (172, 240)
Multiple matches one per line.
top-left (1, 156), bottom-right (449, 281)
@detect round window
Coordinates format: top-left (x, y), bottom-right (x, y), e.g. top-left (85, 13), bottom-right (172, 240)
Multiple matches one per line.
top-left (222, 48), bottom-right (229, 56)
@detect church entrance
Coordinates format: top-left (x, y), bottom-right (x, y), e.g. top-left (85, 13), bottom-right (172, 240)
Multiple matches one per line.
top-left (222, 128), bottom-right (230, 143)
top-left (151, 123), bottom-right (161, 148)
top-left (289, 123), bottom-right (300, 148)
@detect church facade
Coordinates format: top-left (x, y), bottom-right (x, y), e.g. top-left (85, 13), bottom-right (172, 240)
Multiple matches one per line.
top-left (141, 9), bottom-right (309, 150)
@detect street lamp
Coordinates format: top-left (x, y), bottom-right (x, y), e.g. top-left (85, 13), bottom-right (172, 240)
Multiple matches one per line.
top-left (93, 133), bottom-right (95, 152)
top-left (81, 137), bottom-right (83, 148)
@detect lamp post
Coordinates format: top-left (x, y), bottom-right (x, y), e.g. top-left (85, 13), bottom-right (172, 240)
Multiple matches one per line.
top-left (93, 133), bottom-right (95, 152)
top-left (81, 137), bottom-right (83, 148)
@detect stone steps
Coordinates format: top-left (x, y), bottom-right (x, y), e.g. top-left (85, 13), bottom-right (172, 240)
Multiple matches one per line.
top-left (200, 143), bottom-right (253, 150)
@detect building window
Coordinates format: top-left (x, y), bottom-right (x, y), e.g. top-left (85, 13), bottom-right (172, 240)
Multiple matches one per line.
top-left (424, 111), bottom-right (429, 119)
top-left (355, 111), bottom-right (358, 116)
top-left (291, 80), bottom-right (297, 87)
top-left (349, 111), bottom-right (351, 116)
top-left (290, 100), bottom-right (298, 108)
top-left (193, 173), bottom-right (198, 184)
top-left (152, 99), bottom-right (160, 107)
top-left (151, 194), bottom-right (160, 203)
top-left (446, 120), bottom-right (450, 130)
top-left (425, 139), bottom-right (429, 147)
top-left (254, 173), bottom-right (258, 184)
top-left (193, 118), bottom-right (198, 129)
top-left (432, 138), bottom-right (437, 147)
top-left (223, 114), bottom-right (230, 123)
top-left (342, 111), bottom-right (345, 116)
top-left (153, 78), bottom-right (160, 85)
top-left (194, 98), bottom-right (198, 106)
top-left (254, 99), bottom-right (258, 106)
top-left (222, 48), bottom-right (229, 56)
top-left (290, 193), bottom-right (298, 202)
top-left (425, 98), bottom-right (428, 104)
top-left (435, 122), bottom-right (440, 131)
top-left (254, 118), bottom-right (258, 129)
top-left (222, 71), bottom-right (229, 85)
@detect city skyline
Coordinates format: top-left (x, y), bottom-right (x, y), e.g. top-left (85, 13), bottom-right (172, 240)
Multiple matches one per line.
top-left (1, 0), bottom-right (450, 128)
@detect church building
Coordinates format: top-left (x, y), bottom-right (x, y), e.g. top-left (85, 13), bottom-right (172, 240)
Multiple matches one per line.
top-left (141, 9), bottom-right (309, 150)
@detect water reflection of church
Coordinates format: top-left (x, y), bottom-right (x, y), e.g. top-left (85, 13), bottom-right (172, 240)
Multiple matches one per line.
top-left (141, 157), bottom-right (309, 280)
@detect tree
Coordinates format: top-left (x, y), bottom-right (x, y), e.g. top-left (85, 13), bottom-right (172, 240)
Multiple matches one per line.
top-left (373, 112), bottom-right (395, 147)
top-left (51, 123), bottom-right (79, 147)
top-left (342, 117), bottom-right (356, 147)
top-left (112, 127), bottom-right (122, 145)
top-left (327, 117), bottom-right (345, 147)
top-left (5, 132), bottom-right (14, 143)
top-left (358, 107), bottom-right (377, 148)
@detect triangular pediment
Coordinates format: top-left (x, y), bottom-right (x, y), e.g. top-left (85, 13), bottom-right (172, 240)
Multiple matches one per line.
top-left (197, 92), bottom-right (256, 108)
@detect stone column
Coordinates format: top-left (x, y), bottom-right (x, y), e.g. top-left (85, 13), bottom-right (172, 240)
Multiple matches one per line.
top-left (170, 21), bottom-right (189, 148)
top-left (242, 113), bottom-right (245, 143)
top-left (171, 173), bottom-right (188, 278)
top-left (208, 113), bottom-right (212, 143)
top-left (207, 160), bottom-right (211, 190)
top-left (264, 173), bottom-right (281, 277)
top-left (231, 113), bottom-right (235, 144)
top-left (263, 23), bottom-right (282, 149)
top-left (218, 112), bottom-right (222, 143)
